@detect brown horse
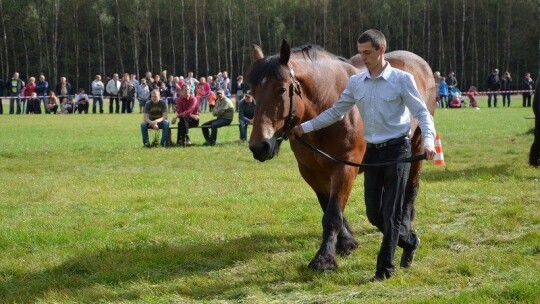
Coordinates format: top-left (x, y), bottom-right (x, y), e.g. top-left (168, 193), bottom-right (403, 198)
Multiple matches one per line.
top-left (247, 40), bottom-right (436, 270)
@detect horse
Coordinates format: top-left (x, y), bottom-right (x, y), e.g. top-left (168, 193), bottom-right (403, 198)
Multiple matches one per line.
top-left (247, 40), bottom-right (436, 270)
top-left (529, 78), bottom-right (540, 167)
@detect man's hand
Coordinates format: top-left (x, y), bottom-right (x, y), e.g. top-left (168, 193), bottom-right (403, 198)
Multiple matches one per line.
top-left (424, 146), bottom-right (437, 160)
top-left (289, 126), bottom-right (304, 139)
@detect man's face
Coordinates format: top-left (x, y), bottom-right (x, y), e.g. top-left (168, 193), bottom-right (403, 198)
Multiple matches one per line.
top-left (151, 92), bottom-right (160, 103)
top-left (245, 95), bottom-right (253, 103)
top-left (357, 42), bottom-right (384, 71)
top-left (181, 86), bottom-right (190, 97)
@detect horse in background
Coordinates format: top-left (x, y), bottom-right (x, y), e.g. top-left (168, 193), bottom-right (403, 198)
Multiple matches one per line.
top-left (529, 78), bottom-right (540, 167)
top-left (247, 40), bottom-right (436, 270)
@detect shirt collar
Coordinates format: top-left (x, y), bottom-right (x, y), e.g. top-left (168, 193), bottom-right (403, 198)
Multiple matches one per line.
top-left (361, 61), bottom-right (392, 81)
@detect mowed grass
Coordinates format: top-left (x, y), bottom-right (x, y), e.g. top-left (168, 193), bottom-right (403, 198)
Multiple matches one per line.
top-left (0, 96), bottom-right (539, 303)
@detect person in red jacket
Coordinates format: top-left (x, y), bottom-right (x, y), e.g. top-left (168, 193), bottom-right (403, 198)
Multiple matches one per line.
top-left (172, 84), bottom-right (200, 146)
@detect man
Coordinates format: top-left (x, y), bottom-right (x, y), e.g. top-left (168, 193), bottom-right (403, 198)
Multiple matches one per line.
top-left (73, 88), bottom-right (89, 114)
top-left (445, 71), bottom-right (458, 107)
top-left (0, 76), bottom-right (4, 114)
top-left (106, 73), bottom-right (120, 113)
top-left (291, 29), bottom-right (436, 282)
top-left (55, 76), bottom-right (72, 102)
top-left (119, 73), bottom-right (136, 113)
top-left (91, 74), bottom-right (105, 113)
top-left (486, 69), bottom-right (501, 108)
top-left (35, 74), bottom-right (49, 113)
top-left (140, 89), bottom-right (170, 147)
top-left (9, 72), bottom-right (24, 114)
top-left (201, 88), bottom-right (233, 146)
top-left (237, 90), bottom-right (256, 142)
top-left (173, 83), bottom-right (199, 146)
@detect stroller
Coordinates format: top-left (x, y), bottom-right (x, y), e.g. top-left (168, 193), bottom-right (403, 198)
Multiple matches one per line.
top-left (449, 87), bottom-right (466, 108)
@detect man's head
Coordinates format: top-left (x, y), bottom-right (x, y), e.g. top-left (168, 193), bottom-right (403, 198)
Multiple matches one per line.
top-left (181, 84), bottom-right (190, 97)
top-left (113, 73), bottom-right (119, 80)
top-left (244, 90), bottom-right (253, 103)
top-left (357, 29), bottom-right (386, 72)
top-left (216, 89), bottom-right (224, 98)
top-left (79, 88), bottom-right (85, 94)
top-left (39, 74), bottom-right (45, 81)
top-left (493, 69), bottom-right (499, 74)
top-left (151, 89), bottom-right (161, 103)
top-left (95, 75), bottom-right (101, 81)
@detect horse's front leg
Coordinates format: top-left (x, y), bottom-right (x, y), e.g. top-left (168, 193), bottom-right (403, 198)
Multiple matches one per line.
top-left (308, 167), bottom-right (358, 270)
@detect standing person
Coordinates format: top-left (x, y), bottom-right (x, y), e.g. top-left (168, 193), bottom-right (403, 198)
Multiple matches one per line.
top-left (140, 89), bottom-right (170, 147)
top-left (237, 90), bottom-right (256, 142)
top-left (137, 78), bottom-right (150, 113)
top-left (35, 74), bottom-right (49, 113)
top-left (22, 76), bottom-right (37, 114)
top-left (234, 75), bottom-right (247, 112)
top-left (130, 74), bottom-right (139, 112)
top-left (486, 69), bottom-right (501, 108)
top-left (201, 89), bottom-right (234, 146)
top-left (8, 72), bottom-right (24, 114)
top-left (521, 72), bottom-right (534, 107)
top-left (0, 76), bottom-right (4, 114)
top-left (55, 76), bottom-right (72, 102)
top-left (119, 73), bottom-right (136, 113)
top-left (106, 73), bottom-right (120, 113)
top-left (173, 83), bottom-right (200, 146)
top-left (437, 76), bottom-right (449, 108)
top-left (290, 29), bottom-right (436, 282)
top-left (501, 71), bottom-right (512, 107)
top-left (91, 74), bottom-right (105, 114)
top-left (199, 76), bottom-right (211, 113)
top-left (445, 71), bottom-right (458, 101)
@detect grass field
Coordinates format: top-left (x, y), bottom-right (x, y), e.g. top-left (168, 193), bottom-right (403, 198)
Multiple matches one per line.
top-left (0, 96), bottom-right (539, 303)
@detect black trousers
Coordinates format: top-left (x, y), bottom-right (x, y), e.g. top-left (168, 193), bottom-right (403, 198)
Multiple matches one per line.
top-left (201, 118), bottom-right (232, 144)
top-left (121, 97), bottom-right (133, 113)
top-left (109, 96), bottom-right (119, 113)
top-left (523, 94), bottom-right (532, 107)
top-left (177, 116), bottom-right (199, 142)
top-left (363, 137), bottom-right (417, 277)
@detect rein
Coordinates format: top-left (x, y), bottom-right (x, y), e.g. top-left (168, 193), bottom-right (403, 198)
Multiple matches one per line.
top-left (278, 65), bottom-right (426, 167)
top-left (295, 136), bottom-right (427, 167)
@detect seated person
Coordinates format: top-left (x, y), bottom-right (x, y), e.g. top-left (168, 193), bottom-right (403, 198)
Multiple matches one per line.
top-left (73, 88), bottom-right (89, 114)
top-left (201, 89), bottom-right (234, 146)
top-left (238, 90), bottom-right (256, 142)
top-left (140, 89), bottom-right (170, 147)
top-left (60, 97), bottom-right (74, 114)
top-left (172, 84), bottom-right (199, 146)
top-left (46, 91), bottom-right (59, 114)
top-left (27, 92), bottom-right (42, 114)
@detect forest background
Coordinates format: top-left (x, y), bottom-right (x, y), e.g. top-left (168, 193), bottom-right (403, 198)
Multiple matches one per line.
top-left (0, 0), bottom-right (539, 93)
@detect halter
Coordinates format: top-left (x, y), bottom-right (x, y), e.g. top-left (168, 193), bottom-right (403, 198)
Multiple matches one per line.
top-left (276, 64), bottom-right (301, 143)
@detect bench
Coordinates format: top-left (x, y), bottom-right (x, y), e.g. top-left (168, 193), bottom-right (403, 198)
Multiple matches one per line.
top-left (167, 123), bottom-right (247, 145)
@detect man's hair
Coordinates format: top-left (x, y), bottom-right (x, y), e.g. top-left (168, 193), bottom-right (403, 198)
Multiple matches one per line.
top-left (357, 29), bottom-right (387, 50)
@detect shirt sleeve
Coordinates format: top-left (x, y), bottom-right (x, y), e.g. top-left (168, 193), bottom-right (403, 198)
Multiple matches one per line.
top-left (301, 79), bottom-right (357, 134)
top-left (401, 74), bottom-right (436, 148)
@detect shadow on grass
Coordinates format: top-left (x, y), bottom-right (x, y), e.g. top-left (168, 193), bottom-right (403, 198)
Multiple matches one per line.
top-left (421, 164), bottom-right (513, 182)
top-left (0, 232), bottom-right (322, 303)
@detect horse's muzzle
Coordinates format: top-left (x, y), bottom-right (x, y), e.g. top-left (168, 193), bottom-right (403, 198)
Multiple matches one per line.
top-left (249, 138), bottom-right (279, 162)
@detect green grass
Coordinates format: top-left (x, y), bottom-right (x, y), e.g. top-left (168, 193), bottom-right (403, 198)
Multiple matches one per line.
top-left (0, 97), bottom-right (539, 303)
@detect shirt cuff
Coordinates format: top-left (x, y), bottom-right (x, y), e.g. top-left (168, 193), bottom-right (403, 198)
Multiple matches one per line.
top-left (300, 121), bottom-right (315, 134)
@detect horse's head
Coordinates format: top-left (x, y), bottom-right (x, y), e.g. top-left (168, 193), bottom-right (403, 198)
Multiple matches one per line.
top-left (247, 40), bottom-right (303, 162)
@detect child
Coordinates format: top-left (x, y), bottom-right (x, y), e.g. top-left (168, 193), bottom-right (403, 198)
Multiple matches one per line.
top-left (207, 90), bottom-right (217, 112)
top-left (467, 86), bottom-right (479, 108)
top-left (437, 77), bottom-right (449, 108)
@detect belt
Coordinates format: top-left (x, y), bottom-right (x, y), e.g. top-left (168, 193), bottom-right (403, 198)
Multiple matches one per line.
top-left (366, 136), bottom-right (409, 149)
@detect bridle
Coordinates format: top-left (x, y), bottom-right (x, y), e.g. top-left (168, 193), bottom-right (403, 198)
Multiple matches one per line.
top-left (275, 64), bottom-right (301, 143)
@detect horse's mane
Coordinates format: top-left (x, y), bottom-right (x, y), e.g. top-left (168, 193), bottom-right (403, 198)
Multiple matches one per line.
top-left (247, 44), bottom-right (339, 87)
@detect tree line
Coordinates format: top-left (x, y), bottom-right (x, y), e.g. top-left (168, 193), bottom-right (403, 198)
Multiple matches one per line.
top-left (0, 0), bottom-right (539, 93)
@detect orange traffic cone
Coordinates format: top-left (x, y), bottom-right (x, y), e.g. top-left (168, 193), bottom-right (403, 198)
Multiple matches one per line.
top-left (433, 133), bottom-right (445, 166)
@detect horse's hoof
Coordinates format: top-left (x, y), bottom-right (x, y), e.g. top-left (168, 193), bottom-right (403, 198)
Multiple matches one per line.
top-left (336, 237), bottom-right (359, 256)
top-left (308, 254), bottom-right (338, 271)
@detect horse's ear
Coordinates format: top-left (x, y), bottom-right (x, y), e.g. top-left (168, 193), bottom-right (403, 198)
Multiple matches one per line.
top-left (279, 39), bottom-right (290, 66)
top-left (252, 44), bottom-right (264, 61)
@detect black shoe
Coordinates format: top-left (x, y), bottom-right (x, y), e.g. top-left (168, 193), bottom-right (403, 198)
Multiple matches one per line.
top-left (400, 237), bottom-right (420, 268)
top-left (143, 143), bottom-right (151, 148)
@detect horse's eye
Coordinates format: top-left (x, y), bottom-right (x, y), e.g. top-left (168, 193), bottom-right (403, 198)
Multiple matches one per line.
top-left (277, 87), bottom-right (287, 96)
